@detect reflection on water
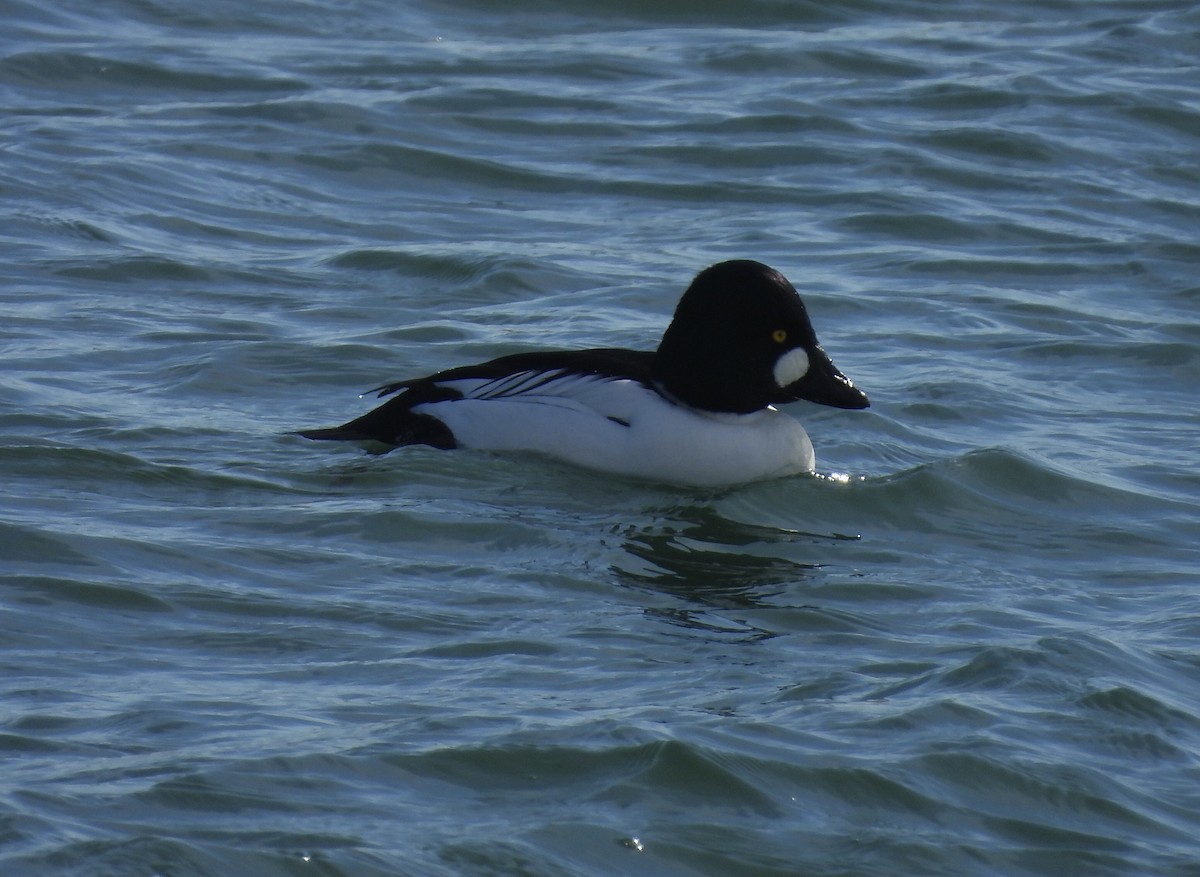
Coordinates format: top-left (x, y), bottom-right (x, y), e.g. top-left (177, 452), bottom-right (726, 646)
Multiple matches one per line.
top-left (611, 501), bottom-right (860, 636)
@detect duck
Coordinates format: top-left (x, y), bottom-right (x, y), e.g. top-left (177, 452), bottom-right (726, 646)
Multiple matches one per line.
top-left (295, 259), bottom-right (868, 487)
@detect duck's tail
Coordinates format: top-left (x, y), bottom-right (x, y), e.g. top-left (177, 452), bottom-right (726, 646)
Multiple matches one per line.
top-left (293, 397), bottom-right (457, 450)
top-left (292, 424), bottom-right (374, 442)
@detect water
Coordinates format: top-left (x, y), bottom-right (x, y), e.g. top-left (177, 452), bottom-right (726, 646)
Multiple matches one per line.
top-left (3, 1), bottom-right (1200, 874)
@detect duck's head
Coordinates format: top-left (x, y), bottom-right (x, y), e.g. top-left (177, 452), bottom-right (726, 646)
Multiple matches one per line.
top-left (654, 259), bottom-right (870, 415)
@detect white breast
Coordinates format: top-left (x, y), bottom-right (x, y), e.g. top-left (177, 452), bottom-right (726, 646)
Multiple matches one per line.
top-left (412, 372), bottom-right (815, 487)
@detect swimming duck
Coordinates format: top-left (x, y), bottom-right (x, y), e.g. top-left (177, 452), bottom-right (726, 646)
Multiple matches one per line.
top-left (296, 259), bottom-right (868, 486)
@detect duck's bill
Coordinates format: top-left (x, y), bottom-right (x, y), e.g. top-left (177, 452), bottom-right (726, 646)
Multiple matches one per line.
top-left (779, 350), bottom-right (870, 410)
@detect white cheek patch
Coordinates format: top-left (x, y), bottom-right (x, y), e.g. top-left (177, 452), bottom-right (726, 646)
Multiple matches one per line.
top-left (773, 347), bottom-right (810, 389)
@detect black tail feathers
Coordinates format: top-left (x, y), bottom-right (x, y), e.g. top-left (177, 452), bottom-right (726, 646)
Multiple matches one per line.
top-left (292, 425), bottom-right (375, 442)
top-left (294, 400), bottom-right (457, 450)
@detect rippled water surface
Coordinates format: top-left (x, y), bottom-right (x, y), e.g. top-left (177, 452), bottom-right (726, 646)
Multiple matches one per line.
top-left (4, 1), bottom-right (1200, 875)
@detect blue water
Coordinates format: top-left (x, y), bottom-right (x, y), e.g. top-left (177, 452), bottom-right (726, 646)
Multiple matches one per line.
top-left (4, 1), bottom-right (1200, 875)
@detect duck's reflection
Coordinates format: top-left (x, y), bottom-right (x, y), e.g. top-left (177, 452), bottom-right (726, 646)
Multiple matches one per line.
top-left (610, 502), bottom-right (858, 637)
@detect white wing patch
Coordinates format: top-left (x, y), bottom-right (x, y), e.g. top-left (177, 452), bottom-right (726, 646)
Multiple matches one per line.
top-left (439, 370), bottom-right (636, 410)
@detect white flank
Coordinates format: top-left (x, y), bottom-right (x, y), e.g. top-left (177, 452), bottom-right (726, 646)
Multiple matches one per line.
top-left (412, 371), bottom-right (815, 486)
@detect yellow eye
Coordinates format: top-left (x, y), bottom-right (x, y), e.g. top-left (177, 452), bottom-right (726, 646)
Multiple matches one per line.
top-left (772, 329), bottom-right (788, 343)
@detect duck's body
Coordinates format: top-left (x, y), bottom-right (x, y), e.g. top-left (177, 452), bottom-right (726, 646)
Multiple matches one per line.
top-left (296, 260), bottom-right (868, 486)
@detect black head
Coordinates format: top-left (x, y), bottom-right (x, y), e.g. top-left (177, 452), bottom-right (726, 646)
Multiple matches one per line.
top-left (653, 260), bottom-right (869, 414)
